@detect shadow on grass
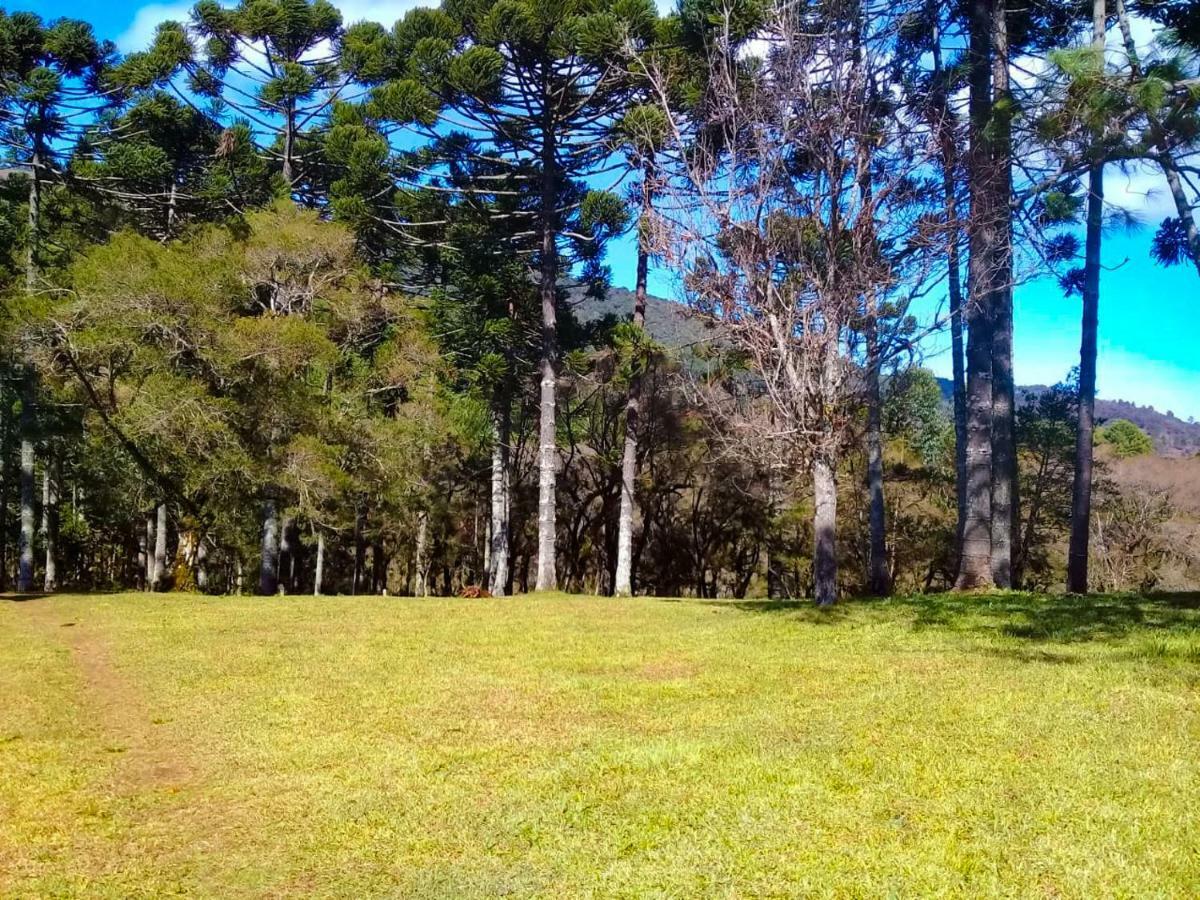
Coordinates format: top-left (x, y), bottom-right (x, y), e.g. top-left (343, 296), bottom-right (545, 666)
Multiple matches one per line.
top-left (693, 591), bottom-right (1200, 648)
top-left (0, 592), bottom-right (52, 602)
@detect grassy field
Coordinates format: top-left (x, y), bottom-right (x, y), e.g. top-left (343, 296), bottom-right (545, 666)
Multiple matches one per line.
top-left (2, 591), bottom-right (1199, 898)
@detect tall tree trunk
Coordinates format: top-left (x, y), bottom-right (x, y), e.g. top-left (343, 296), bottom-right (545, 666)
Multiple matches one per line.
top-left (151, 502), bottom-right (168, 591)
top-left (313, 529), bottom-right (325, 596)
top-left (372, 535), bottom-right (386, 595)
top-left (279, 515), bottom-right (295, 595)
top-left (865, 304), bottom-right (890, 596)
top-left (488, 395), bottom-right (511, 597)
top-left (41, 458), bottom-right (56, 592)
top-left (932, 22), bottom-right (969, 551)
top-left (812, 455), bottom-right (838, 607)
top-left (26, 146), bottom-right (40, 292)
top-left (0, 394), bottom-right (9, 591)
top-left (137, 522), bottom-right (148, 591)
top-left (535, 96), bottom-right (560, 592)
top-left (1068, 0), bottom-right (1108, 594)
top-left (144, 511), bottom-right (156, 591)
top-left (258, 498), bottom-right (279, 595)
top-left (352, 507), bottom-right (366, 595)
top-left (956, 0), bottom-right (998, 590)
top-left (196, 537), bottom-right (209, 592)
top-left (16, 374), bottom-right (35, 592)
top-left (615, 165), bottom-right (653, 597)
top-left (989, 0), bottom-right (1017, 589)
top-left (414, 510), bottom-right (429, 597)
top-left (282, 102), bottom-right (296, 187)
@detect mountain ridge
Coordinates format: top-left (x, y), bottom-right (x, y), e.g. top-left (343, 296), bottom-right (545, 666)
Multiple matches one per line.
top-left (572, 284), bottom-right (1200, 457)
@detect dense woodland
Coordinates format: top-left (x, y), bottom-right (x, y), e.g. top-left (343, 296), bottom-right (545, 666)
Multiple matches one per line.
top-left (0, 0), bottom-right (1198, 601)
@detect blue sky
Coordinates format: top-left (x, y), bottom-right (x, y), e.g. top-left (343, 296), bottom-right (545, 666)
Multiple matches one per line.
top-left (20, 0), bottom-right (1200, 420)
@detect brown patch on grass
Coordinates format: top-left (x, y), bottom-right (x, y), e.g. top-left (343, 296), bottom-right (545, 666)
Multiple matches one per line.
top-left (636, 657), bottom-right (700, 681)
top-left (22, 602), bottom-right (193, 794)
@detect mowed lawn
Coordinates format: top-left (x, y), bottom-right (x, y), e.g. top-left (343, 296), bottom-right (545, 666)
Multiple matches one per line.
top-left (2, 592), bottom-right (1199, 898)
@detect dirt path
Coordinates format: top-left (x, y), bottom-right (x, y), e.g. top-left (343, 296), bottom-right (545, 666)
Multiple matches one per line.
top-left (18, 599), bottom-right (194, 794)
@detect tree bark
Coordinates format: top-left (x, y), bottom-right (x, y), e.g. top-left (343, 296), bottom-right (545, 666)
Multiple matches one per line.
top-left (16, 376), bottom-right (35, 593)
top-left (152, 502), bottom-right (169, 591)
top-left (812, 455), bottom-right (838, 607)
top-left (615, 166), bottom-right (653, 597)
top-left (1068, 0), bottom-right (1108, 594)
top-left (196, 537), bottom-right (209, 592)
top-left (258, 498), bottom-right (279, 595)
top-left (0, 398), bottom-right (10, 592)
top-left (535, 92), bottom-right (560, 592)
top-left (988, 0), bottom-right (1017, 589)
top-left (488, 396), bottom-right (511, 596)
top-left (352, 507), bottom-right (366, 595)
top-left (26, 145), bottom-right (40, 292)
top-left (956, 0), bottom-right (998, 590)
top-left (414, 510), bottom-right (429, 597)
top-left (313, 529), bottom-right (325, 596)
top-left (41, 458), bottom-right (56, 592)
top-left (137, 521), bottom-right (148, 591)
top-left (144, 511), bottom-right (156, 591)
top-left (279, 515), bottom-right (296, 595)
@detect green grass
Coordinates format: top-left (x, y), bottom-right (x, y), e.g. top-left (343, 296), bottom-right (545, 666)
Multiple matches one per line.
top-left (2, 591), bottom-right (1199, 898)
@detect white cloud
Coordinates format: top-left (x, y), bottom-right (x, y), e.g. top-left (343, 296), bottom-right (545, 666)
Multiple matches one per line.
top-left (117, 0), bottom-right (429, 54)
top-left (117, 2), bottom-right (193, 53)
top-left (1107, 161), bottom-right (1189, 223)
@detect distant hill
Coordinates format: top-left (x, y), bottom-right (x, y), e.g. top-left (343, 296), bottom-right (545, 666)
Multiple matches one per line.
top-left (567, 283), bottom-right (716, 350)
top-left (937, 379), bottom-right (1200, 458)
top-left (573, 285), bottom-right (1200, 458)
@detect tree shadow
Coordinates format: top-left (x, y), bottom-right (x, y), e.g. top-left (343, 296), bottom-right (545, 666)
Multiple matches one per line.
top-left (1, 592), bottom-right (52, 602)
top-left (897, 591), bottom-right (1200, 644)
top-left (688, 591), bottom-right (1200, 647)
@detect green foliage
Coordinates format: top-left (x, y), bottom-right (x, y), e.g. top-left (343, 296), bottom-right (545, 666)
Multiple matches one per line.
top-left (1099, 419), bottom-right (1154, 458)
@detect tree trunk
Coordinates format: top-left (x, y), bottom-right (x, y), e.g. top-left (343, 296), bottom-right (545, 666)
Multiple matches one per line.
top-left (144, 511), bottom-right (156, 591)
top-left (488, 397), bottom-right (511, 596)
top-left (282, 102), bottom-right (296, 187)
top-left (956, 0), bottom-right (998, 590)
top-left (196, 537), bottom-right (209, 592)
top-left (0, 398), bottom-right (10, 592)
top-left (137, 523), bottom-right (148, 591)
top-left (414, 510), bottom-right (429, 597)
top-left (812, 455), bottom-right (838, 607)
top-left (1068, 0), bottom-right (1107, 594)
top-left (865, 307), bottom-right (890, 596)
top-left (615, 167), bottom-right (652, 597)
top-left (41, 459), bottom-right (56, 592)
top-left (932, 22), bottom-right (969, 551)
top-left (352, 507), bottom-right (366, 595)
top-left (26, 146), bottom-right (40, 292)
top-left (258, 498), bottom-right (279, 595)
top-left (313, 529), bottom-right (325, 596)
top-left (152, 502), bottom-right (169, 591)
top-left (372, 535), bottom-right (386, 595)
top-left (535, 97), bottom-right (560, 592)
top-left (279, 515), bottom-right (295, 595)
top-left (16, 427), bottom-right (34, 592)
top-left (988, 0), bottom-right (1017, 589)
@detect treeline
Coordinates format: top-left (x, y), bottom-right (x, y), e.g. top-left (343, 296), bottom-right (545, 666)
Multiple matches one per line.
top-left (0, 0), bottom-right (1196, 600)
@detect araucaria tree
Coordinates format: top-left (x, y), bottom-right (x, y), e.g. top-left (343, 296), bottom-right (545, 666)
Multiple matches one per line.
top-left (347, 0), bottom-right (646, 590)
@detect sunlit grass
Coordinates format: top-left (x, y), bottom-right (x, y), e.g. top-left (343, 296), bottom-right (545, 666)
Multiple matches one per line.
top-left (2, 591), bottom-right (1199, 897)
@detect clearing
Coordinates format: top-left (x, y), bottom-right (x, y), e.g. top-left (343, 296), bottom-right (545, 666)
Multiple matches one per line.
top-left (1, 592), bottom-right (1198, 897)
